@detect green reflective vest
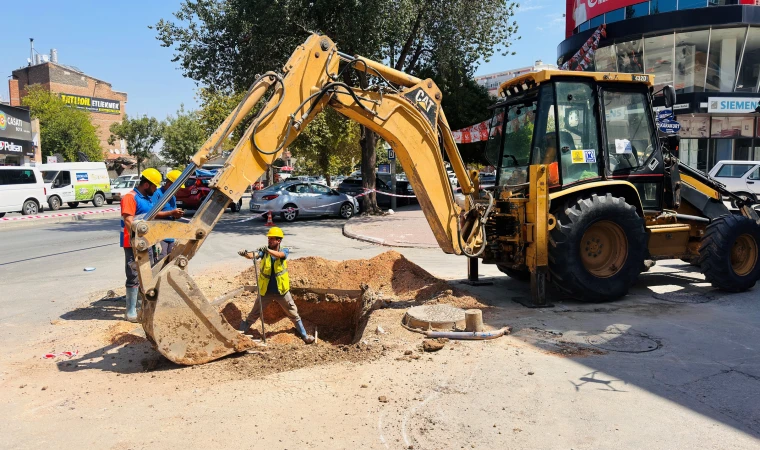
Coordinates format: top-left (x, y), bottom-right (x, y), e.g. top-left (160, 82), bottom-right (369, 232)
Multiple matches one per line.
top-left (258, 254), bottom-right (289, 295)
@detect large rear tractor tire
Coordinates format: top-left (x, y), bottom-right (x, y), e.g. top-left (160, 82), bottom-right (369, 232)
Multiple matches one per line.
top-left (699, 215), bottom-right (760, 292)
top-left (549, 193), bottom-right (647, 301)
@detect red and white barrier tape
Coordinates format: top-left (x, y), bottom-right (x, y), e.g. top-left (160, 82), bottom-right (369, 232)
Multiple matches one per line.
top-left (43, 350), bottom-right (79, 359)
top-left (1, 208), bottom-right (120, 222)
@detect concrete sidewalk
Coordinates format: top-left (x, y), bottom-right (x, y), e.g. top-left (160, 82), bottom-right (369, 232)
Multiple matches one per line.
top-left (343, 204), bottom-right (439, 248)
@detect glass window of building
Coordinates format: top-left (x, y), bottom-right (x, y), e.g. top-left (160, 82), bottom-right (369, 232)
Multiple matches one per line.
top-left (626, 2), bottom-right (649, 19)
top-left (678, 0), bottom-right (707, 10)
top-left (650, 0), bottom-right (677, 14)
top-left (644, 34), bottom-right (675, 92)
top-left (594, 45), bottom-right (618, 72)
top-left (678, 116), bottom-right (710, 138)
top-left (709, 139), bottom-right (734, 170)
top-left (675, 30), bottom-right (710, 93)
top-left (735, 139), bottom-right (753, 161)
top-left (590, 15), bottom-right (604, 28)
top-left (736, 27), bottom-right (760, 92)
top-left (706, 27), bottom-right (747, 92)
top-left (680, 139), bottom-right (708, 171)
top-left (579, 21), bottom-right (590, 32)
top-left (606, 8), bottom-right (625, 24)
top-left (616, 39), bottom-right (645, 73)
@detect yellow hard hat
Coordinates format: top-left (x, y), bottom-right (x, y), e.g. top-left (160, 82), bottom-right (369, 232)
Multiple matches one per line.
top-left (267, 227), bottom-right (284, 239)
top-left (141, 168), bottom-right (162, 187)
top-left (166, 169), bottom-right (182, 183)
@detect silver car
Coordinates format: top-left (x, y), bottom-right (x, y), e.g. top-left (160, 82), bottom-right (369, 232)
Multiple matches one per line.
top-left (249, 181), bottom-right (359, 221)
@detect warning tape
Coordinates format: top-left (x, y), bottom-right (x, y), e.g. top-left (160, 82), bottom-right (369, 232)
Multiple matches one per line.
top-left (43, 350), bottom-right (79, 359)
top-left (1, 208), bottom-right (121, 222)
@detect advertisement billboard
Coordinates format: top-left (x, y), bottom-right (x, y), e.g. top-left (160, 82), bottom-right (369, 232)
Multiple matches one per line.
top-left (60, 94), bottom-right (121, 115)
top-left (0, 104), bottom-right (32, 142)
top-left (566, 0), bottom-right (642, 37)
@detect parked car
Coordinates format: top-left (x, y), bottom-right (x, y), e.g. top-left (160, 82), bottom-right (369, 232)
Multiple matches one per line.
top-left (112, 174), bottom-right (139, 187)
top-left (0, 166), bottom-right (47, 216)
top-left (249, 180), bottom-right (358, 221)
top-left (708, 160), bottom-right (760, 207)
top-left (338, 176), bottom-right (411, 209)
top-left (40, 162), bottom-right (111, 210)
top-left (109, 179), bottom-right (138, 203)
top-left (175, 175), bottom-right (242, 212)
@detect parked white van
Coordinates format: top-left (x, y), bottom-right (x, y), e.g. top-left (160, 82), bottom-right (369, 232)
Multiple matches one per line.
top-left (0, 166), bottom-right (47, 217)
top-left (39, 162), bottom-right (111, 210)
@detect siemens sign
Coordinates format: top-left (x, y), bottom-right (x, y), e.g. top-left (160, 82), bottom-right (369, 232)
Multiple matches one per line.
top-left (708, 97), bottom-right (760, 114)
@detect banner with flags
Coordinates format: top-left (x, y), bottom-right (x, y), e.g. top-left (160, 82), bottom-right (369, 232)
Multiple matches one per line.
top-left (560, 24), bottom-right (607, 71)
top-left (451, 111), bottom-right (504, 144)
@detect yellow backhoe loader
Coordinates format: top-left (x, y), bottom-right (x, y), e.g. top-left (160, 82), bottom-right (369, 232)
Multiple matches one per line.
top-left (131, 34), bottom-right (760, 365)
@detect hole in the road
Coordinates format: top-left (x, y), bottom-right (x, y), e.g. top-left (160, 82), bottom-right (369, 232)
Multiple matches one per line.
top-left (219, 286), bottom-right (367, 345)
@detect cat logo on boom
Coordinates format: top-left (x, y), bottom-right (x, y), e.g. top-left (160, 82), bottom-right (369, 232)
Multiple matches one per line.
top-left (404, 87), bottom-right (438, 127)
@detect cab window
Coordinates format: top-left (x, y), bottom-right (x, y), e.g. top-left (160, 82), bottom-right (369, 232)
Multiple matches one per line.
top-left (555, 82), bottom-right (601, 185)
top-left (498, 101), bottom-right (535, 187)
top-left (602, 90), bottom-right (657, 173)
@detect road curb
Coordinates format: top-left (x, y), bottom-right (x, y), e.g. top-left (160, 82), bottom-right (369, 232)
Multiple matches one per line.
top-left (0, 210), bottom-right (122, 231)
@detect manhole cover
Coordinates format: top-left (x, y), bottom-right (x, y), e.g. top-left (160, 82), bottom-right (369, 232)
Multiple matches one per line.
top-left (652, 291), bottom-right (713, 304)
top-left (402, 304), bottom-right (466, 331)
top-left (585, 328), bottom-right (660, 353)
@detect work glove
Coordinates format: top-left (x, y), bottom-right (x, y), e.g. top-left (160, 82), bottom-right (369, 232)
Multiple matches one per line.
top-left (238, 249), bottom-right (253, 259)
top-left (258, 246), bottom-right (269, 256)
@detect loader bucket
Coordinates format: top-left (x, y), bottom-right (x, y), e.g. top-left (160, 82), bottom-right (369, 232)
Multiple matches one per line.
top-left (141, 265), bottom-right (256, 365)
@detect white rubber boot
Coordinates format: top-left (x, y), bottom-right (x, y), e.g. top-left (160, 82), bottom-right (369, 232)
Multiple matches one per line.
top-left (125, 287), bottom-right (139, 323)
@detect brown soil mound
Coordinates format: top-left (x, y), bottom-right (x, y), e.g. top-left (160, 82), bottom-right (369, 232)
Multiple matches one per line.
top-left (237, 250), bottom-right (466, 301)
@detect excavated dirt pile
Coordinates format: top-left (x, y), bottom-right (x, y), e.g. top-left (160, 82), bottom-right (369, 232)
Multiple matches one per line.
top-left (218, 251), bottom-right (486, 348)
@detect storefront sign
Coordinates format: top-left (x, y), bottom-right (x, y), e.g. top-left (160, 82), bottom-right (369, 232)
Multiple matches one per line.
top-left (0, 104), bottom-right (32, 141)
top-left (0, 138), bottom-right (34, 157)
top-left (60, 94), bottom-right (121, 115)
top-left (565, 0), bottom-right (641, 37)
top-left (707, 97), bottom-right (760, 114)
top-left (658, 119), bottom-right (681, 135)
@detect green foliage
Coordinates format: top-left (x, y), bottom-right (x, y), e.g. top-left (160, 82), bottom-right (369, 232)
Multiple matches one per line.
top-left (288, 109), bottom-right (360, 183)
top-left (109, 115), bottom-right (165, 172)
top-left (21, 85), bottom-right (102, 162)
top-left (162, 105), bottom-right (206, 167)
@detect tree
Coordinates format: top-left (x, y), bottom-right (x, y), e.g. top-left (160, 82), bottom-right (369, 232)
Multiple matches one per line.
top-left (109, 115), bottom-right (165, 173)
top-left (155, 0), bottom-right (520, 212)
top-left (21, 85), bottom-right (102, 162)
top-left (288, 109), bottom-right (361, 186)
top-left (162, 105), bottom-right (206, 167)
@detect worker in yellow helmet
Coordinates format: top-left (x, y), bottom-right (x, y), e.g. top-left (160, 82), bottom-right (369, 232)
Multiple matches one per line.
top-left (151, 169), bottom-right (185, 264)
top-left (120, 168), bottom-right (183, 322)
top-left (238, 227), bottom-right (315, 344)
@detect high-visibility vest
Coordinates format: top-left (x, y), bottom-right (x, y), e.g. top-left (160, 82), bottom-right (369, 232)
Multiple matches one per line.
top-left (258, 254), bottom-right (289, 295)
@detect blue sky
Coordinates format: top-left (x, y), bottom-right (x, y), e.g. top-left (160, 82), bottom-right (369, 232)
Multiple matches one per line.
top-left (1, 1), bottom-right (563, 120)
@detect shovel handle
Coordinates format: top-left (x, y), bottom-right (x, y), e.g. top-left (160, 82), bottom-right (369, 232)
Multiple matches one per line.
top-left (251, 255), bottom-right (266, 343)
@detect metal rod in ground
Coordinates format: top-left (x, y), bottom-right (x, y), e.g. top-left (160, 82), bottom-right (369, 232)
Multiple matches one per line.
top-left (251, 254), bottom-right (266, 344)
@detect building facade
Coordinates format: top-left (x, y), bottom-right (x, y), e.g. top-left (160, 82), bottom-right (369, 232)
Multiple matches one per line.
top-left (560, 0), bottom-right (760, 172)
top-left (9, 52), bottom-right (128, 162)
top-left (475, 60), bottom-right (558, 97)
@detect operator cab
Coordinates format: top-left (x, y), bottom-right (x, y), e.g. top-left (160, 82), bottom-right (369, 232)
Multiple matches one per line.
top-left (484, 70), bottom-right (666, 210)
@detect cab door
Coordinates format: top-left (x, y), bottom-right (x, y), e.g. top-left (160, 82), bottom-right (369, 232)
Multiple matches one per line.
top-left (744, 165), bottom-right (760, 197)
top-left (56, 171), bottom-right (75, 202)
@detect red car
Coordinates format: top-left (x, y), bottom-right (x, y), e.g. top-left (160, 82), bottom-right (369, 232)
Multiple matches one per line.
top-left (175, 176), bottom-right (242, 212)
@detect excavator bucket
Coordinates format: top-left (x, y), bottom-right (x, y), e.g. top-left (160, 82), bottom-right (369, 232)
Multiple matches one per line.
top-left (141, 265), bottom-right (256, 365)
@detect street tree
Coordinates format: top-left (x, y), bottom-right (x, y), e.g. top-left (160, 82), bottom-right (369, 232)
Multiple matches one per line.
top-left (109, 115), bottom-right (165, 173)
top-left (288, 109), bottom-right (360, 186)
top-left (162, 105), bottom-right (206, 167)
top-left (155, 0), bottom-right (519, 212)
top-left (21, 85), bottom-right (102, 162)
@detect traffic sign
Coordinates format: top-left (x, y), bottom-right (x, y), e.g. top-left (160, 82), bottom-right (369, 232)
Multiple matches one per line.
top-left (387, 148), bottom-right (396, 160)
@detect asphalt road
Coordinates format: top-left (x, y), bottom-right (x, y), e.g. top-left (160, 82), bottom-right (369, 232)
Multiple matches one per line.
top-left (2, 211), bottom-right (760, 447)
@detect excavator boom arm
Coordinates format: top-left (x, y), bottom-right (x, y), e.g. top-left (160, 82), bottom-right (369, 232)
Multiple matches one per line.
top-left (131, 34), bottom-right (483, 365)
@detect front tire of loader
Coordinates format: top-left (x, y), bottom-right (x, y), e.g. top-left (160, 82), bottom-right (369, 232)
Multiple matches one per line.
top-left (549, 193), bottom-right (647, 301)
top-left (699, 215), bottom-right (760, 292)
